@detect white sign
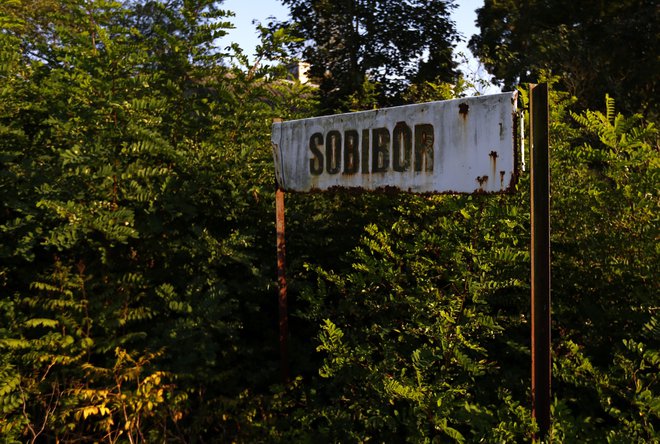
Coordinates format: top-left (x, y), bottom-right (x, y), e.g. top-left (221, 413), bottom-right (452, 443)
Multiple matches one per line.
top-left (272, 92), bottom-right (519, 193)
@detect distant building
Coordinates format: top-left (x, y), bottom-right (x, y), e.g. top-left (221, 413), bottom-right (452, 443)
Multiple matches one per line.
top-left (287, 61), bottom-right (311, 84)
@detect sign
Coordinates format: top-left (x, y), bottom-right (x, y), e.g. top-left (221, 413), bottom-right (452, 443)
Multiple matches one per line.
top-left (271, 87), bottom-right (550, 431)
top-left (272, 91), bottom-right (519, 194)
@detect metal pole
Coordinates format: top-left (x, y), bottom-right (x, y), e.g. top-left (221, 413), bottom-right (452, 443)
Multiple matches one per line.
top-left (273, 117), bottom-right (290, 384)
top-left (530, 83), bottom-right (551, 439)
top-left (275, 187), bottom-right (289, 383)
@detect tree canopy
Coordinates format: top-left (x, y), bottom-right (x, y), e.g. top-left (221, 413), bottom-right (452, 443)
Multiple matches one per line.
top-left (278, 0), bottom-right (460, 112)
top-left (469, 0), bottom-right (659, 117)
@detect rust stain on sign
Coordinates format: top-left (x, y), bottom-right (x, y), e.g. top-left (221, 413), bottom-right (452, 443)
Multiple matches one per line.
top-left (459, 102), bottom-right (470, 119)
top-left (272, 92), bottom-right (519, 194)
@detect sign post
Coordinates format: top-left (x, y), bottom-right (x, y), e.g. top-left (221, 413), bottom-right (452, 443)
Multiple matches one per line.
top-left (530, 83), bottom-right (551, 438)
top-left (273, 117), bottom-right (290, 384)
top-left (275, 187), bottom-right (289, 383)
top-left (271, 90), bottom-right (550, 432)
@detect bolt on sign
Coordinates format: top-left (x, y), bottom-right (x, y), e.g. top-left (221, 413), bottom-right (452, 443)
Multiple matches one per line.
top-left (272, 91), bottom-right (519, 194)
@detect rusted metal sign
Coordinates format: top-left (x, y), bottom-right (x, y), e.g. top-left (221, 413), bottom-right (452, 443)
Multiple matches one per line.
top-left (272, 92), bottom-right (519, 193)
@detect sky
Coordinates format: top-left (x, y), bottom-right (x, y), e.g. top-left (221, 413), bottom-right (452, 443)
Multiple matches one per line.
top-left (218, 0), bottom-right (496, 92)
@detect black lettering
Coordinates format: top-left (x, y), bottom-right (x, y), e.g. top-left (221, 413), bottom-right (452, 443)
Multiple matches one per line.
top-left (309, 132), bottom-right (324, 175)
top-left (372, 127), bottom-right (390, 173)
top-left (414, 124), bottom-right (434, 172)
top-left (393, 121), bottom-right (412, 172)
top-left (326, 130), bottom-right (341, 174)
top-left (343, 130), bottom-right (359, 174)
top-left (361, 129), bottom-right (370, 173)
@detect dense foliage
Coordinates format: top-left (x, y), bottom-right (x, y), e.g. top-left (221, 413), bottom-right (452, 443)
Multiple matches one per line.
top-left (1, 0), bottom-right (658, 442)
top-left (0, 0), bottom-right (315, 440)
top-left (469, 0), bottom-right (659, 118)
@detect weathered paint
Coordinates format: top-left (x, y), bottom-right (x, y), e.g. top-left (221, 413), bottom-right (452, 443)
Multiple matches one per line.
top-left (272, 92), bottom-right (518, 193)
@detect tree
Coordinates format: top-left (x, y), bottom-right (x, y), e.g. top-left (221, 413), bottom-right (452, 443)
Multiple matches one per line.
top-left (278, 0), bottom-right (460, 112)
top-left (469, 0), bottom-right (659, 118)
top-left (0, 0), bottom-right (317, 440)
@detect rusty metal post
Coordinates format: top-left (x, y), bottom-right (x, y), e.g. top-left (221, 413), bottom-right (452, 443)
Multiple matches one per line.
top-left (530, 83), bottom-right (551, 438)
top-left (274, 116), bottom-right (290, 384)
top-left (275, 187), bottom-right (289, 383)
top-left (273, 118), bottom-right (289, 384)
